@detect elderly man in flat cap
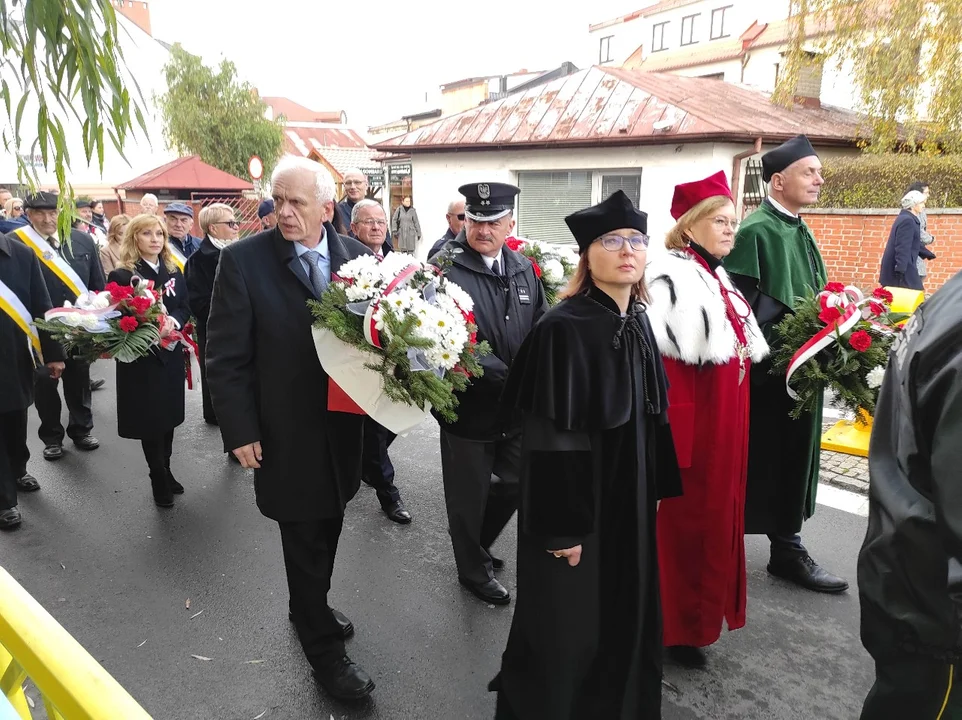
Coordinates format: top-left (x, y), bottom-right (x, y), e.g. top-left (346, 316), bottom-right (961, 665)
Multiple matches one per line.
top-left (724, 135), bottom-right (847, 594)
top-left (14, 192), bottom-right (105, 461)
top-left (429, 181), bottom-right (547, 606)
top-left (163, 202), bottom-right (201, 266)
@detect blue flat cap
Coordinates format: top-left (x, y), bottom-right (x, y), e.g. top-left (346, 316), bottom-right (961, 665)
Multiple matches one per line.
top-left (257, 199), bottom-right (275, 219)
top-left (163, 202), bottom-right (194, 218)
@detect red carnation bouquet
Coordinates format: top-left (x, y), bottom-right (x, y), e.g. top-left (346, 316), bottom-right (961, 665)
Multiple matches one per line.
top-left (769, 283), bottom-right (907, 419)
top-left (34, 277), bottom-right (193, 364)
top-left (504, 235), bottom-right (578, 305)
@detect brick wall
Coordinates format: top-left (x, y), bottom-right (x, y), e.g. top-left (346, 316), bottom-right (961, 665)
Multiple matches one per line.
top-left (804, 208), bottom-right (962, 292)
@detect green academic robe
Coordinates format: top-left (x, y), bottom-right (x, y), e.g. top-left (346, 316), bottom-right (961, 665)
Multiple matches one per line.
top-left (723, 199), bottom-right (828, 536)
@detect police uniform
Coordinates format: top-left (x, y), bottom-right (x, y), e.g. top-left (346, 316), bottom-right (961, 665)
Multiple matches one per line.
top-left (432, 182), bottom-right (548, 605)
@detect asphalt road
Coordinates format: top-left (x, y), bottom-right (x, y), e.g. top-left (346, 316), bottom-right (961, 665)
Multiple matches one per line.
top-left (3, 363), bottom-right (874, 720)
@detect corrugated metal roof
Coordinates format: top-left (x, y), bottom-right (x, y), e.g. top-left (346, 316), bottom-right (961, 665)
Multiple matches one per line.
top-left (283, 127), bottom-right (368, 156)
top-left (115, 156), bottom-right (253, 191)
top-left (371, 66), bottom-right (866, 153)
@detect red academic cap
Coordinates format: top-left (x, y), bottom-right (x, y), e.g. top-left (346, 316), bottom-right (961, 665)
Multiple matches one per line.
top-left (670, 171), bottom-right (733, 220)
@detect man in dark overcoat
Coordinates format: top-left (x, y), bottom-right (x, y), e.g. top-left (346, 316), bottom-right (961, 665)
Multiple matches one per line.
top-left (205, 156), bottom-right (375, 702)
top-left (0, 233), bottom-right (65, 528)
top-left (429, 182), bottom-right (547, 606)
top-left (13, 192), bottom-right (105, 461)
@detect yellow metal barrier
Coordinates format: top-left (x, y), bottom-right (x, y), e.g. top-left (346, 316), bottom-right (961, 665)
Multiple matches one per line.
top-left (820, 286), bottom-right (925, 457)
top-left (0, 566), bottom-right (152, 720)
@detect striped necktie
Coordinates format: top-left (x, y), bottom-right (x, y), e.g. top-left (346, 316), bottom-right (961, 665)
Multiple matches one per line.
top-left (301, 250), bottom-right (328, 296)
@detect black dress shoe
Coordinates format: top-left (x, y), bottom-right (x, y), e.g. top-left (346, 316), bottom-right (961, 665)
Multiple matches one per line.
top-left (459, 577), bottom-right (510, 605)
top-left (150, 472), bottom-right (174, 508)
top-left (0, 507), bottom-right (22, 529)
top-left (15, 474), bottom-right (40, 492)
top-left (312, 655), bottom-right (375, 701)
top-left (43, 444), bottom-right (64, 461)
top-left (383, 501), bottom-right (412, 524)
top-left (90, 378), bottom-right (106, 391)
top-left (288, 609), bottom-right (355, 640)
top-left (667, 645), bottom-right (708, 668)
top-left (167, 471), bottom-right (184, 495)
top-left (73, 435), bottom-right (100, 451)
top-left (768, 554), bottom-right (849, 593)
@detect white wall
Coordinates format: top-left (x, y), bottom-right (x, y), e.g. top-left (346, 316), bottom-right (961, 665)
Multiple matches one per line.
top-left (410, 142), bottom-right (750, 260)
top-left (671, 58), bottom-right (743, 82)
top-left (0, 14), bottom-right (176, 192)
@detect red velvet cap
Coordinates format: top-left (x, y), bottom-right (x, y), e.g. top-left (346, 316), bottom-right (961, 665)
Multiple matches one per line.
top-left (670, 171), bottom-right (733, 220)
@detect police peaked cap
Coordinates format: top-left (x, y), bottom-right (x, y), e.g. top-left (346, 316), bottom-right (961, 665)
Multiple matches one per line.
top-left (459, 182), bottom-right (520, 222)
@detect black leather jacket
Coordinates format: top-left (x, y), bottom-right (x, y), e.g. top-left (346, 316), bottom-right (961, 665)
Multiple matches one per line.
top-left (858, 270), bottom-right (962, 662)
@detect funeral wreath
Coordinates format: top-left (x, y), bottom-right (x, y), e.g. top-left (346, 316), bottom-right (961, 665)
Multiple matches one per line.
top-left (505, 235), bottom-right (578, 305)
top-left (770, 283), bottom-right (906, 420)
top-left (309, 252), bottom-right (490, 432)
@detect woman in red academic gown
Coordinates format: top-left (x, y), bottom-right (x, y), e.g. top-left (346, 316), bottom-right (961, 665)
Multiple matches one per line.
top-left (645, 171), bottom-right (769, 668)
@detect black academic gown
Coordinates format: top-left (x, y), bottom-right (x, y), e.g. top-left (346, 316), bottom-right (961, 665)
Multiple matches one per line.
top-left (107, 261), bottom-right (190, 439)
top-left (493, 285), bottom-right (682, 720)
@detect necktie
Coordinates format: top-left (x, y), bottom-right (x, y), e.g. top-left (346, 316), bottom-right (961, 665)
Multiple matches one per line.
top-left (302, 250), bottom-right (328, 297)
top-left (491, 259), bottom-right (500, 276)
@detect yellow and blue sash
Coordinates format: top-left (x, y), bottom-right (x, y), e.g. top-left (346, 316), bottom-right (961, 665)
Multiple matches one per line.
top-left (167, 242), bottom-right (186, 273)
top-left (0, 277), bottom-right (43, 364)
top-left (14, 225), bottom-right (88, 299)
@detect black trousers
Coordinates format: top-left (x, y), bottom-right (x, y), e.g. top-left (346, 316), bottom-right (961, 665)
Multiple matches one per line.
top-left (440, 430), bottom-right (521, 585)
top-left (362, 417), bottom-right (400, 508)
top-left (35, 357), bottom-right (92, 445)
top-left (861, 656), bottom-right (962, 719)
top-left (141, 430), bottom-right (175, 475)
top-left (279, 517), bottom-right (346, 669)
top-left (494, 691), bottom-right (521, 720)
top-left (0, 409), bottom-right (28, 511)
top-left (197, 324), bottom-right (216, 424)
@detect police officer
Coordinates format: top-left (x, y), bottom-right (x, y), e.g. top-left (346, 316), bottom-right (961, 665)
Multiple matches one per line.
top-left (430, 182), bottom-right (547, 605)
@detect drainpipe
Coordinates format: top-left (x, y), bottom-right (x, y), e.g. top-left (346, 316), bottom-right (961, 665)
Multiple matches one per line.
top-left (731, 136), bottom-right (763, 217)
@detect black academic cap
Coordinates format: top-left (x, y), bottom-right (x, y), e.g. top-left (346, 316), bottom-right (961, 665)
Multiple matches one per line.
top-left (458, 181), bottom-right (520, 222)
top-left (564, 190), bottom-right (648, 254)
top-left (23, 191), bottom-right (59, 209)
top-left (761, 135), bottom-right (818, 182)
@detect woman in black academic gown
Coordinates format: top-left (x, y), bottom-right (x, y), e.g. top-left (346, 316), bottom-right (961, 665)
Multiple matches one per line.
top-left (491, 190), bottom-right (683, 720)
top-left (185, 203), bottom-right (238, 428)
top-left (108, 213), bottom-right (190, 508)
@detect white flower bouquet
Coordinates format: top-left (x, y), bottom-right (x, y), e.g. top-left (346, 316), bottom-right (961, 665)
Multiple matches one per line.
top-left (505, 235), bottom-right (578, 305)
top-left (309, 252), bottom-right (490, 434)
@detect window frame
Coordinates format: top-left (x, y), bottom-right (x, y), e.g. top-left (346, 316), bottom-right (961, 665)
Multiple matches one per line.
top-left (710, 6), bottom-right (732, 40)
top-left (599, 35), bottom-right (614, 64)
top-left (652, 21), bottom-right (670, 53)
top-left (680, 14), bottom-right (699, 46)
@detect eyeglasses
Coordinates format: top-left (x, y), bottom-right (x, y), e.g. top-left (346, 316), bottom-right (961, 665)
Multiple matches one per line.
top-left (456, 213), bottom-right (465, 221)
top-left (598, 234), bottom-right (649, 252)
top-left (710, 217), bottom-right (740, 231)
top-left (215, 220), bottom-right (239, 228)
top-left (356, 219), bottom-right (387, 227)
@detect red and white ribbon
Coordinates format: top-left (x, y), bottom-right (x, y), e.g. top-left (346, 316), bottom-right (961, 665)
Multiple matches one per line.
top-left (363, 263), bottom-right (421, 349)
top-left (785, 285), bottom-right (867, 400)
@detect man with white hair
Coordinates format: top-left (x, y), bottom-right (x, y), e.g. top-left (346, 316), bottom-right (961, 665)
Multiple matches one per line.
top-left (205, 155), bottom-right (376, 701)
top-left (139, 193), bottom-right (159, 216)
top-left (428, 199), bottom-right (466, 258)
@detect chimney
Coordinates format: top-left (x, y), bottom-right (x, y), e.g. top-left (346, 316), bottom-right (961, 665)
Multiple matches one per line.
top-left (114, 0), bottom-right (152, 37)
top-left (793, 52), bottom-right (823, 109)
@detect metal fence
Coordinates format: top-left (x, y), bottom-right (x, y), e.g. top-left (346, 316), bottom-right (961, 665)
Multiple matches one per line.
top-left (741, 158), bottom-right (767, 217)
top-left (188, 194), bottom-right (262, 238)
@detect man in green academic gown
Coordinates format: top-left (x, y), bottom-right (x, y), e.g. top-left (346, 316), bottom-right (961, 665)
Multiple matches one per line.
top-left (724, 135), bottom-right (848, 593)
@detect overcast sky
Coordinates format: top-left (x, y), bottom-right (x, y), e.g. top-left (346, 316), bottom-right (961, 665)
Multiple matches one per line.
top-left (149, 0), bottom-right (646, 128)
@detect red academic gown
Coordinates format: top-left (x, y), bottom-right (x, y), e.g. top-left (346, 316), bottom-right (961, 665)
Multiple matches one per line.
top-left (646, 245), bottom-right (768, 648)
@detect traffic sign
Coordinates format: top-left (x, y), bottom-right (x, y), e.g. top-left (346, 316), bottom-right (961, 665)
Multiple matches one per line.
top-left (248, 155), bottom-right (263, 181)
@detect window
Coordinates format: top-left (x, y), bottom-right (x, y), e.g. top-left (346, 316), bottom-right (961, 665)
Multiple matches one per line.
top-left (711, 6), bottom-right (732, 39)
top-left (599, 35), bottom-right (614, 64)
top-left (652, 22), bottom-right (669, 52)
top-left (516, 170), bottom-right (642, 243)
top-left (601, 174), bottom-right (642, 208)
top-left (681, 14), bottom-right (699, 46)
top-left (699, 72), bottom-right (725, 80)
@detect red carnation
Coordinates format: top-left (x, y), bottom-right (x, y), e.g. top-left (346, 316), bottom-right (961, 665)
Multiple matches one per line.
top-left (818, 306), bottom-right (842, 325)
top-left (505, 237), bottom-right (524, 252)
top-left (824, 281), bottom-right (845, 293)
top-left (106, 281), bottom-right (134, 301)
top-left (849, 330), bottom-right (872, 352)
top-left (530, 259), bottom-right (542, 278)
top-left (872, 287), bottom-right (894, 303)
top-left (129, 296), bottom-right (153, 316)
top-left (118, 316), bottom-right (139, 333)
top-left (868, 300), bottom-right (886, 317)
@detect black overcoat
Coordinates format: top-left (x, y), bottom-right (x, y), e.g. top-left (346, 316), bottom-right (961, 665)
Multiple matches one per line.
top-left (107, 261), bottom-right (190, 439)
top-left (185, 236), bottom-right (220, 327)
top-left (428, 234), bottom-right (547, 441)
top-left (0, 234), bottom-right (64, 413)
top-left (205, 224), bottom-right (372, 522)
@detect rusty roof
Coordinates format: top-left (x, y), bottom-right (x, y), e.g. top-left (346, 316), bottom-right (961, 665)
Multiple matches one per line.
top-left (262, 97), bottom-right (346, 124)
top-left (371, 66), bottom-right (866, 154)
top-left (116, 156), bottom-right (253, 191)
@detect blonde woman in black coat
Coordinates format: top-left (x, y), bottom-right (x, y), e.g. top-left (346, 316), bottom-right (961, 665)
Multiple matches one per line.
top-left (107, 214), bottom-right (190, 507)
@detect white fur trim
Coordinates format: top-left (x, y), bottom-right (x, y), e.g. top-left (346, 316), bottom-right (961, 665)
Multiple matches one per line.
top-left (645, 250), bottom-right (769, 365)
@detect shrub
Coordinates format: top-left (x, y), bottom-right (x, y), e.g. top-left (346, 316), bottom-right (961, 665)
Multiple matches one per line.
top-left (817, 154), bottom-right (962, 208)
